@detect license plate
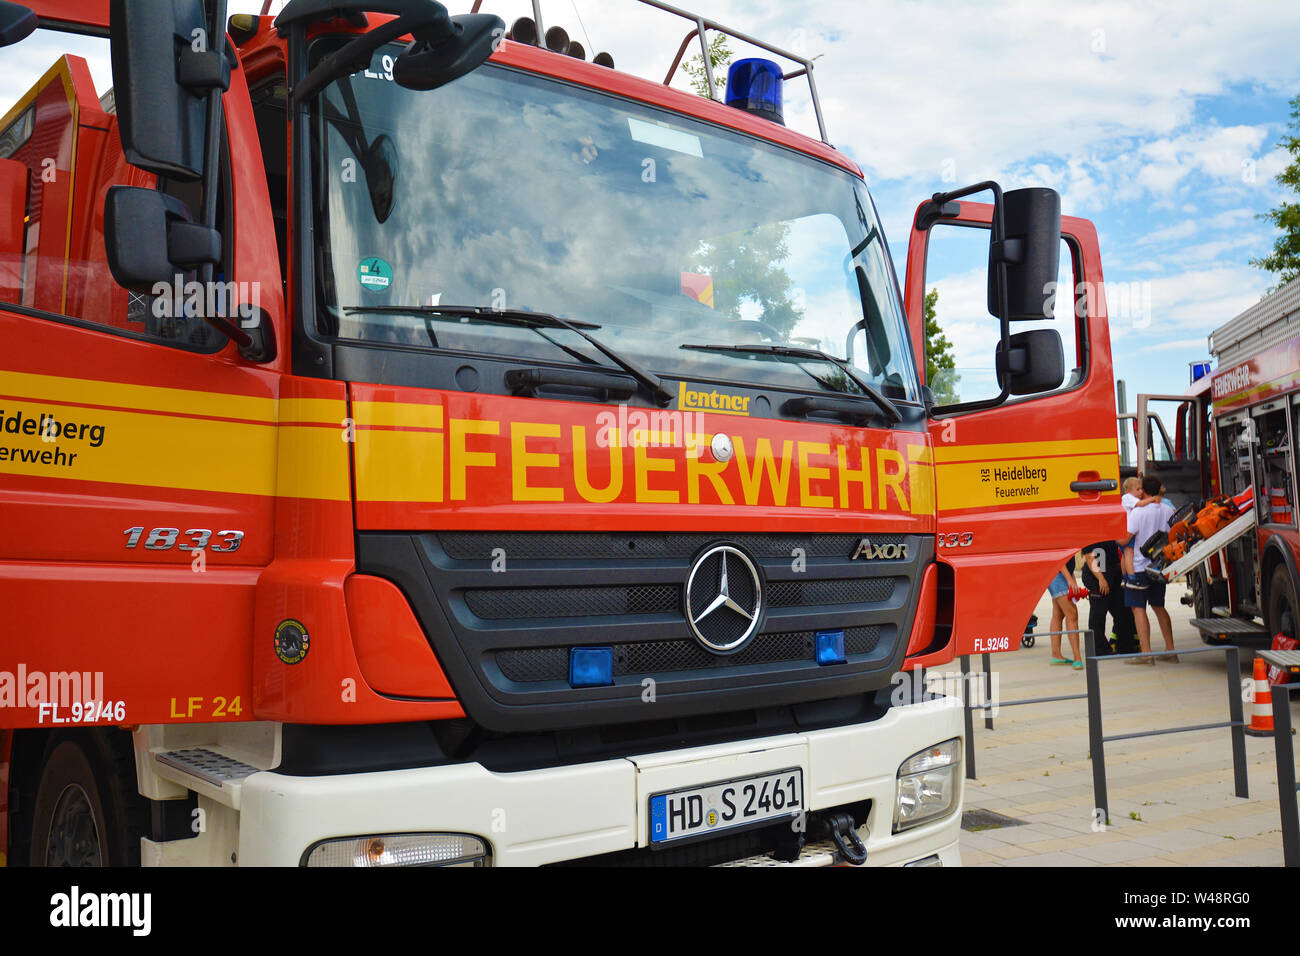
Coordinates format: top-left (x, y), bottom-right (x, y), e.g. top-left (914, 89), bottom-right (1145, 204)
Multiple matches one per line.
top-left (649, 768), bottom-right (804, 845)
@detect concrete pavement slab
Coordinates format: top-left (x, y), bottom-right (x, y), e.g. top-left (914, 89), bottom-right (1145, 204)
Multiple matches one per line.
top-left (956, 580), bottom-right (1296, 866)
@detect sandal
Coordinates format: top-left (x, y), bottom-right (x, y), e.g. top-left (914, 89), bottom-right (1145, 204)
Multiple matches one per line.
top-left (1072, 660), bottom-right (1084, 670)
top-left (1124, 656), bottom-right (1155, 666)
top-left (1049, 657), bottom-right (1073, 665)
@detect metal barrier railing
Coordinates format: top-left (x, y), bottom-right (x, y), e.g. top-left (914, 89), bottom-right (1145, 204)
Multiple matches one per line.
top-left (1086, 644), bottom-right (1248, 824)
top-left (952, 629), bottom-right (1091, 780)
top-left (1268, 680), bottom-right (1300, 866)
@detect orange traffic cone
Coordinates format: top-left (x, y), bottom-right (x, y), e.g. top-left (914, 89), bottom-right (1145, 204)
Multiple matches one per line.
top-left (1246, 657), bottom-right (1275, 737)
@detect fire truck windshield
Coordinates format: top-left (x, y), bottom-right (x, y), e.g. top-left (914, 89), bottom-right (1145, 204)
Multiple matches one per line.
top-left (312, 51), bottom-right (918, 404)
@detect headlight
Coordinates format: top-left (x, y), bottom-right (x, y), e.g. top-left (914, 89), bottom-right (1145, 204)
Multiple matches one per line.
top-left (303, 833), bottom-right (489, 867)
top-left (893, 738), bottom-right (960, 833)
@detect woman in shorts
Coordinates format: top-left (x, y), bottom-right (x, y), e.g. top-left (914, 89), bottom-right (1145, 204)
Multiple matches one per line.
top-left (1047, 557), bottom-right (1083, 669)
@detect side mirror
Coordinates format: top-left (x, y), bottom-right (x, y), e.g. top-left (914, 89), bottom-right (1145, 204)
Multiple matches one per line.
top-left (104, 186), bottom-right (220, 291)
top-left (0, 157), bottom-right (27, 301)
top-left (284, 1), bottom-right (504, 104)
top-left (0, 2), bottom-right (35, 48)
top-left (109, 0), bottom-right (229, 179)
top-left (997, 328), bottom-right (1064, 396)
top-left (393, 13), bottom-right (504, 91)
top-left (989, 187), bottom-right (1061, 321)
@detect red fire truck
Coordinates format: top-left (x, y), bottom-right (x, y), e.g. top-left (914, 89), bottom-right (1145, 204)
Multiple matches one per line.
top-left (1127, 278), bottom-right (1300, 647)
top-left (0, 0), bottom-right (1123, 866)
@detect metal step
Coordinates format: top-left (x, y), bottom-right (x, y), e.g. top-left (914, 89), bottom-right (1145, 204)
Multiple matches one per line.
top-left (715, 840), bottom-right (841, 867)
top-left (1190, 617), bottom-right (1270, 642)
top-left (153, 747), bottom-right (262, 809)
top-left (1260, 649), bottom-right (1300, 671)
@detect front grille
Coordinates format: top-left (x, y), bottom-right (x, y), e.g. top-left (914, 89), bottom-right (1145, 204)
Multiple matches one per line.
top-left (465, 584), bottom-right (679, 619)
top-left (358, 530), bottom-right (931, 732)
top-left (465, 577), bottom-right (896, 621)
top-left (497, 625), bottom-right (882, 682)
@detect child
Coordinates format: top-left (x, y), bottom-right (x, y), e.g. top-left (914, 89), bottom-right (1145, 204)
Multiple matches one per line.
top-left (1120, 476), bottom-right (1161, 576)
top-left (1121, 476), bottom-right (1142, 512)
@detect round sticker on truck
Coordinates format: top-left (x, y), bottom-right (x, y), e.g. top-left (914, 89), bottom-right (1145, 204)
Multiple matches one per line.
top-left (357, 256), bottom-right (392, 293)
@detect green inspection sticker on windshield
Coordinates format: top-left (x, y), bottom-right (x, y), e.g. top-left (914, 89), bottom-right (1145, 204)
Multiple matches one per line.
top-left (357, 256), bottom-right (393, 293)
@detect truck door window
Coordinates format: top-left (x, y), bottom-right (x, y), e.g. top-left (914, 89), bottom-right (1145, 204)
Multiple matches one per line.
top-left (0, 28), bottom-right (229, 353)
top-left (1117, 415), bottom-right (1138, 469)
top-left (922, 221), bottom-right (1081, 407)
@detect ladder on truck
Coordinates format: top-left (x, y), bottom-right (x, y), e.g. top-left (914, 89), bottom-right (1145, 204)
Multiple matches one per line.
top-left (1158, 503), bottom-right (1268, 642)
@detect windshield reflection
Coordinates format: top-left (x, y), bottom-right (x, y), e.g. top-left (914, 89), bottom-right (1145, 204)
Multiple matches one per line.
top-left (313, 51), bottom-right (917, 401)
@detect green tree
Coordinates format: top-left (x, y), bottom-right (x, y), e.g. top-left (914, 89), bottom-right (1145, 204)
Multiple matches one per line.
top-left (924, 287), bottom-right (960, 404)
top-left (683, 34), bottom-right (732, 98)
top-left (1251, 93), bottom-right (1300, 288)
top-left (690, 222), bottom-right (803, 338)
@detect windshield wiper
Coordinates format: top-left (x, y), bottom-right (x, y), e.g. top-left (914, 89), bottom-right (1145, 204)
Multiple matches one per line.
top-left (345, 305), bottom-right (673, 406)
top-left (680, 343), bottom-right (902, 423)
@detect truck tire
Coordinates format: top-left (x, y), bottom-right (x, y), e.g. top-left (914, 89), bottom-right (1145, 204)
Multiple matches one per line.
top-left (1268, 565), bottom-right (1299, 643)
top-left (1188, 568), bottom-right (1211, 619)
top-left (29, 733), bottom-right (146, 867)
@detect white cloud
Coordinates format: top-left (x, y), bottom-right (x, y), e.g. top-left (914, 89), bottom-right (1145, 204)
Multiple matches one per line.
top-left (1137, 336), bottom-right (1212, 353)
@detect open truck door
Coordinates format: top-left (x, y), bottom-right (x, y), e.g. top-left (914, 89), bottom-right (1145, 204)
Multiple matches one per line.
top-left (903, 190), bottom-right (1125, 658)
top-left (1130, 387), bottom-right (1214, 511)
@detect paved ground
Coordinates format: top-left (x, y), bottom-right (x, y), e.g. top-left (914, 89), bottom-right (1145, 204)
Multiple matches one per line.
top-left (949, 580), bottom-right (1296, 866)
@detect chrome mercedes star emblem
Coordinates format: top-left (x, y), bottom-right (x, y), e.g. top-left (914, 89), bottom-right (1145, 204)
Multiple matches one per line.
top-left (685, 545), bottom-right (763, 654)
top-left (710, 433), bottom-right (734, 462)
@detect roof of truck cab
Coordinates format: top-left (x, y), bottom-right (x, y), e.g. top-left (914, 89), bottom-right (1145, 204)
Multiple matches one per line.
top-left (25, 1), bottom-right (865, 179)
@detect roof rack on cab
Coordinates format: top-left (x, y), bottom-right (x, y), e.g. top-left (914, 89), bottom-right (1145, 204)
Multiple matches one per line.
top-left (468, 0), bottom-right (829, 143)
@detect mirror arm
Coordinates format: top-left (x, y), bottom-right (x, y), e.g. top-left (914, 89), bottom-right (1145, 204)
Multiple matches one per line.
top-left (989, 237), bottom-right (1024, 266)
top-left (914, 198), bottom-right (959, 231)
top-left (290, 12), bottom-right (437, 104)
top-left (196, 0), bottom-right (236, 345)
top-left (920, 180), bottom-right (1014, 417)
top-left (996, 346), bottom-right (1027, 376)
top-left (177, 47), bottom-right (231, 93)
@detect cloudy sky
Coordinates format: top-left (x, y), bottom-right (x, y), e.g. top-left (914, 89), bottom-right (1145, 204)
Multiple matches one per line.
top-left (8, 0), bottom-right (1300, 406)
top-left (406, 0), bottom-right (1298, 405)
top-left (457, 0), bottom-right (1298, 403)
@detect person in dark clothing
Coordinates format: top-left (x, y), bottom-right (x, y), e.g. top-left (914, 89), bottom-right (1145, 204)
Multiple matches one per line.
top-left (1081, 540), bottom-right (1137, 655)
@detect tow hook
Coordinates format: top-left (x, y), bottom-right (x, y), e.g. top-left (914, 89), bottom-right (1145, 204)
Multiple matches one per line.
top-left (823, 812), bottom-right (868, 866)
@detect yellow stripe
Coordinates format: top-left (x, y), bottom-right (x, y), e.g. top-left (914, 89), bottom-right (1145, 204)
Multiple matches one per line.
top-left (0, 404), bottom-right (277, 495)
top-left (277, 425), bottom-right (351, 500)
top-left (933, 437), bottom-right (1117, 463)
top-left (1212, 376), bottom-right (1298, 409)
top-left (0, 371), bottom-right (351, 500)
top-left (906, 443), bottom-right (935, 516)
top-left (355, 429), bottom-right (443, 502)
top-left (279, 397), bottom-right (345, 426)
top-left (0, 369), bottom-right (278, 423)
top-left (936, 453), bottom-right (1119, 511)
top-left (353, 400), bottom-right (445, 430)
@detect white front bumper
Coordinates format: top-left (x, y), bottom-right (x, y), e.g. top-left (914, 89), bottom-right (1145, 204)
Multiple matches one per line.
top-left (237, 696), bottom-right (965, 866)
